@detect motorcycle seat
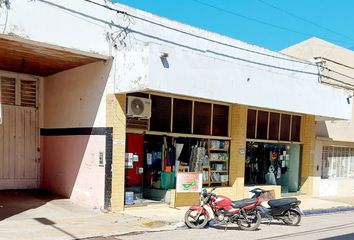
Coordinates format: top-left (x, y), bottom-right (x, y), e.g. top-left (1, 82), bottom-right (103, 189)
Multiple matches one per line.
top-left (232, 198), bottom-right (257, 208)
top-left (268, 198), bottom-right (300, 208)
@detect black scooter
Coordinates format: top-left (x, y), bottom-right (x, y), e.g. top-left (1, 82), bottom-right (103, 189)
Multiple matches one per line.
top-left (250, 188), bottom-right (303, 226)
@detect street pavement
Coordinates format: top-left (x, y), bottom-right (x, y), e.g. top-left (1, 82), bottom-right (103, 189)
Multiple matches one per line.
top-left (116, 211), bottom-right (354, 240)
top-left (1, 190), bottom-right (354, 240)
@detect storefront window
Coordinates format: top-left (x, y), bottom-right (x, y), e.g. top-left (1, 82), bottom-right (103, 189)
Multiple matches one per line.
top-left (247, 109), bottom-right (257, 139)
top-left (321, 146), bottom-right (354, 179)
top-left (150, 95), bottom-right (171, 132)
top-left (173, 99), bottom-right (192, 134)
top-left (245, 141), bottom-right (301, 192)
top-left (212, 104), bottom-right (229, 137)
top-left (280, 114), bottom-right (291, 141)
top-left (247, 109), bottom-right (301, 142)
top-left (193, 101), bottom-right (211, 135)
top-left (256, 111), bottom-right (268, 140)
top-left (144, 94), bottom-right (230, 137)
top-left (291, 115), bottom-right (301, 142)
top-left (269, 112), bottom-right (280, 140)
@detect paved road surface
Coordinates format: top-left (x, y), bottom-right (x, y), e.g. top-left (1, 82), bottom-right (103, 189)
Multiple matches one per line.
top-left (116, 211), bottom-right (354, 240)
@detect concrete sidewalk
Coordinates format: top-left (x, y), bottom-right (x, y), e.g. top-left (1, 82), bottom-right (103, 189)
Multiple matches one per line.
top-left (0, 191), bottom-right (353, 240)
top-left (0, 200), bottom-right (182, 240)
top-left (0, 191), bottom-right (181, 240)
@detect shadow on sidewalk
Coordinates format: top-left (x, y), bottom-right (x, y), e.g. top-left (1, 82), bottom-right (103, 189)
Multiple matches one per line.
top-left (0, 189), bottom-right (64, 221)
top-left (320, 232), bottom-right (354, 240)
top-left (34, 217), bottom-right (78, 239)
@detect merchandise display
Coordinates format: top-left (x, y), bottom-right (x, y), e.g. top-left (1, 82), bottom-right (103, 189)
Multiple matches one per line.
top-left (203, 140), bottom-right (230, 186)
top-left (245, 141), bottom-right (300, 192)
top-left (143, 137), bottom-right (230, 189)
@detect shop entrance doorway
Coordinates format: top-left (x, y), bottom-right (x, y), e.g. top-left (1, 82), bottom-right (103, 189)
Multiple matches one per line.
top-left (245, 141), bottom-right (301, 193)
top-left (125, 134), bottom-right (186, 206)
top-left (125, 133), bottom-right (221, 206)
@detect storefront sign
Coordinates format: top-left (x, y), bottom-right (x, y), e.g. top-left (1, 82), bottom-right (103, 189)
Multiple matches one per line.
top-left (176, 173), bottom-right (202, 193)
top-left (125, 153), bottom-right (133, 168)
top-left (132, 154), bottom-right (139, 162)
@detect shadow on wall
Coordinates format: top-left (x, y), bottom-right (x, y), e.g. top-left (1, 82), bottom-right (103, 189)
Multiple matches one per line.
top-left (41, 60), bottom-right (113, 209)
top-left (42, 135), bottom-right (90, 197)
top-left (316, 121), bottom-right (329, 138)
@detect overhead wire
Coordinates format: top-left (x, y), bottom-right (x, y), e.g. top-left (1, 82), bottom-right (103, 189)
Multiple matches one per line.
top-left (35, 0), bottom-right (354, 91)
top-left (81, 0), bottom-right (317, 67)
top-left (81, 0), bottom-right (354, 92)
top-left (321, 81), bottom-right (354, 92)
top-left (315, 57), bottom-right (354, 71)
top-left (256, 0), bottom-right (354, 43)
top-left (315, 56), bottom-right (354, 88)
top-left (321, 75), bottom-right (354, 89)
top-left (325, 68), bottom-right (354, 82)
top-left (190, 0), bottom-right (353, 46)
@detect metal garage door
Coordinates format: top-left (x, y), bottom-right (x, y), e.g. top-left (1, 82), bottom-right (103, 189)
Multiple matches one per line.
top-left (0, 74), bottom-right (39, 189)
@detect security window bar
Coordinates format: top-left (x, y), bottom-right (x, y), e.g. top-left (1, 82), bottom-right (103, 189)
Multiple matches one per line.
top-left (321, 146), bottom-right (354, 179)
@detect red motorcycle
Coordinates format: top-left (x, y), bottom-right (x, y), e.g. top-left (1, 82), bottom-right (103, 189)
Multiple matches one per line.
top-left (185, 187), bottom-right (262, 231)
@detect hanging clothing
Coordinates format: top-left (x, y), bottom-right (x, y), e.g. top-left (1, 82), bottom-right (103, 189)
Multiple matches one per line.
top-left (265, 166), bottom-right (276, 185)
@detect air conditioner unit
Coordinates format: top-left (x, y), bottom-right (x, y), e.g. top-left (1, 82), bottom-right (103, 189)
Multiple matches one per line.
top-left (127, 96), bottom-right (152, 119)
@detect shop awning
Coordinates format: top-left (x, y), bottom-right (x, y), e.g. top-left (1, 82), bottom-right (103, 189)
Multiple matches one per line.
top-left (115, 43), bottom-right (352, 120)
top-left (0, 34), bottom-right (110, 76)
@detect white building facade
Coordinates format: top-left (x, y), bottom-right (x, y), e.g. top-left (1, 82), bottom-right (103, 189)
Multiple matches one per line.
top-left (0, 1), bottom-right (352, 210)
top-left (283, 37), bottom-right (354, 197)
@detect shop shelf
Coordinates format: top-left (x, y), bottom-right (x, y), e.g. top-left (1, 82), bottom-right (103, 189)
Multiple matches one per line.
top-left (209, 148), bottom-right (229, 151)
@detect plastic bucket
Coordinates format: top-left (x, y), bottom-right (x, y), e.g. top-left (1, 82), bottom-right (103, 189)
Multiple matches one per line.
top-left (125, 191), bottom-right (134, 205)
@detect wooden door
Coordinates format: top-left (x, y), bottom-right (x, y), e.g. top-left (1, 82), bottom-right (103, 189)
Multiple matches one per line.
top-left (0, 74), bottom-right (39, 189)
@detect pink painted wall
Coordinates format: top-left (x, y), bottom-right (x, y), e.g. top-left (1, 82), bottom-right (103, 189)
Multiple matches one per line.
top-left (42, 135), bottom-right (106, 209)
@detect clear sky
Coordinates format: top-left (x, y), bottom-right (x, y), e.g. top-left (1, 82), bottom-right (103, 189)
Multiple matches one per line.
top-left (114, 0), bottom-right (354, 51)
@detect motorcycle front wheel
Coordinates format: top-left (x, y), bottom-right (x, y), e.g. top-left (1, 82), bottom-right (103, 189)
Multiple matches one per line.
top-left (238, 211), bottom-right (262, 231)
top-left (282, 210), bottom-right (301, 226)
top-left (184, 209), bottom-right (209, 229)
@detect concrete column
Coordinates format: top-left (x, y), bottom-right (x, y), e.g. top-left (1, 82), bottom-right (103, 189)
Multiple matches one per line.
top-left (229, 104), bottom-right (248, 199)
top-left (300, 115), bottom-right (319, 196)
top-left (106, 94), bottom-right (126, 211)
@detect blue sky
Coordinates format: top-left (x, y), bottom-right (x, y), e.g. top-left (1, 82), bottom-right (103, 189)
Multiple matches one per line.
top-left (114, 0), bottom-right (354, 51)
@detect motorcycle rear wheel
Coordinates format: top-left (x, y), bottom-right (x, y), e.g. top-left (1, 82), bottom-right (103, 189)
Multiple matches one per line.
top-left (282, 210), bottom-right (301, 226)
top-left (184, 209), bottom-right (209, 229)
top-left (238, 211), bottom-right (262, 231)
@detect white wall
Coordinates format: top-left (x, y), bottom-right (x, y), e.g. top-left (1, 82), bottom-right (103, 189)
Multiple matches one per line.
top-left (314, 140), bottom-right (354, 197)
top-left (44, 60), bottom-right (113, 128)
top-left (4, 0), bottom-right (352, 119)
top-left (282, 37), bottom-right (354, 141)
top-left (319, 179), bottom-right (354, 197)
top-left (147, 43), bottom-right (349, 119)
top-left (42, 60), bottom-right (112, 208)
top-left (42, 135), bottom-right (106, 209)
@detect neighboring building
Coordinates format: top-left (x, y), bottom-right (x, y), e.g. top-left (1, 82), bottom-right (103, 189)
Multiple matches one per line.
top-left (282, 37), bottom-right (354, 197)
top-left (0, 1), bottom-right (351, 211)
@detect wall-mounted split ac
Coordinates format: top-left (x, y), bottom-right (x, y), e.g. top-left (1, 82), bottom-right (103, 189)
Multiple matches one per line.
top-left (127, 96), bottom-right (152, 119)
